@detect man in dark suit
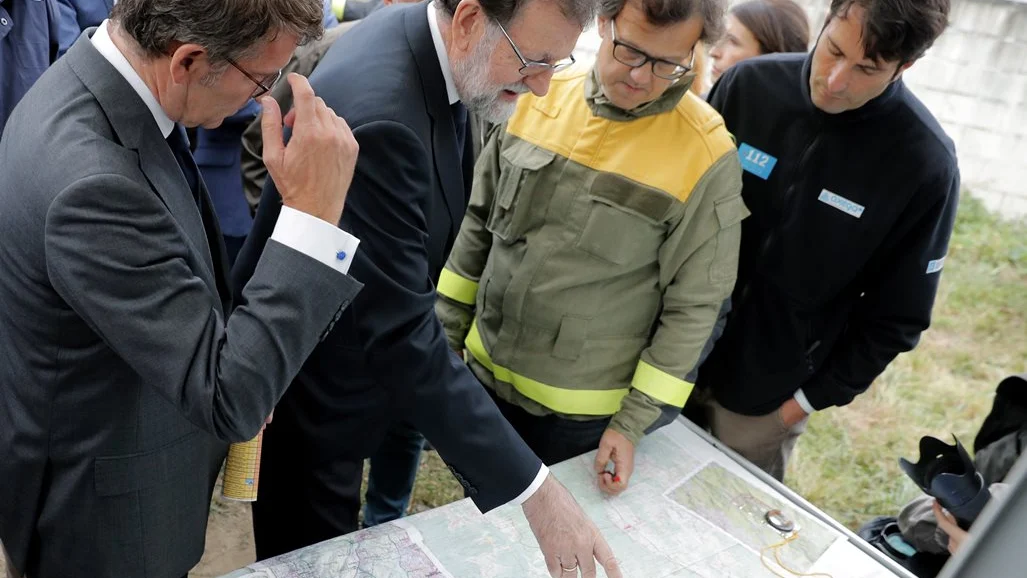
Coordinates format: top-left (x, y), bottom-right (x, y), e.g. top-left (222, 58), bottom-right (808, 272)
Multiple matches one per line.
top-left (238, 0), bottom-right (473, 530)
top-left (0, 0), bottom-right (362, 576)
top-left (234, 1), bottom-right (623, 576)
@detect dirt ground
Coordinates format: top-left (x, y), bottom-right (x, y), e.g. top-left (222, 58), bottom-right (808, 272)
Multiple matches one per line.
top-left (193, 495), bottom-right (255, 577)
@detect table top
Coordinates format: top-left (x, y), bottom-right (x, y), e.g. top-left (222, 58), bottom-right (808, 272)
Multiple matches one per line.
top-left (221, 417), bottom-right (910, 578)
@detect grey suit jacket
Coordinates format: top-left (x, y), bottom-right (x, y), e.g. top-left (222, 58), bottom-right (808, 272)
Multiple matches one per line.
top-left (0, 32), bottom-right (362, 578)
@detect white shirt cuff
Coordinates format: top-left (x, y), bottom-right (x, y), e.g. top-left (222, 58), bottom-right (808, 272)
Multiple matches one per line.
top-left (793, 389), bottom-right (816, 415)
top-left (271, 206), bottom-right (360, 275)
top-left (508, 464), bottom-right (550, 506)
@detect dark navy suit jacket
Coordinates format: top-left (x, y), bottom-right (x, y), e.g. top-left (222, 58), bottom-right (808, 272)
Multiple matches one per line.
top-left (233, 2), bottom-right (542, 511)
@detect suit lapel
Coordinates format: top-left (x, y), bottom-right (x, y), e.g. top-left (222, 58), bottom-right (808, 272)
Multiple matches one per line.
top-left (135, 129), bottom-right (224, 310)
top-left (461, 120), bottom-right (475, 203)
top-left (405, 6), bottom-right (467, 241)
top-left (64, 34), bottom-right (224, 309)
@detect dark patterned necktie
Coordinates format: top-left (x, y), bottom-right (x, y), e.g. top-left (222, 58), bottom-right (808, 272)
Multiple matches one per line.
top-left (452, 102), bottom-right (468, 161)
top-left (165, 123), bottom-right (200, 205)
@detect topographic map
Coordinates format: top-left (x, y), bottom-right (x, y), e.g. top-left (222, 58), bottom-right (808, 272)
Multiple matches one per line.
top-left (223, 419), bottom-right (901, 578)
top-left (234, 521), bottom-right (452, 578)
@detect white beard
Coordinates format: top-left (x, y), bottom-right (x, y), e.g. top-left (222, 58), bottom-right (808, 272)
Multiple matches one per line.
top-left (452, 29), bottom-right (531, 124)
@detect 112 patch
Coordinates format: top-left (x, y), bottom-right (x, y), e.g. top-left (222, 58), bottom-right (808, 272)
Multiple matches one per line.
top-left (738, 143), bottom-right (778, 180)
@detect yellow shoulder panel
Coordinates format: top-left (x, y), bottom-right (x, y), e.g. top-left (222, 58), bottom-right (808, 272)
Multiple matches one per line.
top-left (505, 72), bottom-right (737, 202)
top-left (506, 67), bottom-right (590, 160)
top-left (676, 91), bottom-right (736, 161)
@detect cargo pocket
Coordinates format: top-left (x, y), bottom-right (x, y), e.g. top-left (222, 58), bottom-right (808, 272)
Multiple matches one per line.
top-left (709, 195), bottom-right (749, 282)
top-left (552, 315), bottom-right (589, 361)
top-left (93, 431), bottom-right (207, 575)
top-left (576, 174), bottom-right (671, 266)
top-left (486, 141), bottom-right (556, 242)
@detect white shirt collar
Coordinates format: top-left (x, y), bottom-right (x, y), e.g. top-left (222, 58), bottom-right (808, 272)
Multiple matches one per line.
top-left (91, 20), bottom-right (175, 138)
top-left (426, 2), bottom-right (460, 105)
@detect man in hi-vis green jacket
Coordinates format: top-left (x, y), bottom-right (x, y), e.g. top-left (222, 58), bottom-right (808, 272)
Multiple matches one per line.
top-left (436, 0), bottom-right (746, 495)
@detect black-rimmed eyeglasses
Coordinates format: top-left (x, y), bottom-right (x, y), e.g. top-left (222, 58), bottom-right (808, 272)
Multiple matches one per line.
top-left (225, 57), bottom-right (283, 98)
top-left (495, 20), bottom-right (575, 76)
top-left (610, 20), bottom-right (694, 80)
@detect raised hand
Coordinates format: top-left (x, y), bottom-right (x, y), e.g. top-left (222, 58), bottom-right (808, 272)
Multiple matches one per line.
top-left (260, 73), bottom-right (358, 226)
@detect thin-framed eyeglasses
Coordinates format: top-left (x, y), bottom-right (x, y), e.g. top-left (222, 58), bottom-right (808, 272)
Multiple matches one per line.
top-left (610, 19), bottom-right (694, 80)
top-left (495, 19), bottom-right (576, 76)
top-left (225, 57), bottom-right (283, 98)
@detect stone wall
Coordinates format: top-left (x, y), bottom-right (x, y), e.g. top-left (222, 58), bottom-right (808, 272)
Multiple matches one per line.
top-left (792, 0), bottom-right (1027, 218)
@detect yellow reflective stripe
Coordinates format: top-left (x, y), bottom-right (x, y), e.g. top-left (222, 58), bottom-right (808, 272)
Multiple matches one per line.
top-left (437, 269), bottom-right (479, 306)
top-left (465, 321), bottom-right (628, 416)
top-left (631, 360), bottom-right (693, 408)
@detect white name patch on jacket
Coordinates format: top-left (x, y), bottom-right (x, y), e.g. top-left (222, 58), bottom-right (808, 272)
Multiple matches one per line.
top-left (818, 189), bottom-right (865, 219)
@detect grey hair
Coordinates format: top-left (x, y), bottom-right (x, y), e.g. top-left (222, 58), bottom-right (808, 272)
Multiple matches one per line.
top-left (110, 0), bottom-right (325, 65)
top-left (436, 0), bottom-right (598, 29)
top-left (598, 0), bottom-right (726, 42)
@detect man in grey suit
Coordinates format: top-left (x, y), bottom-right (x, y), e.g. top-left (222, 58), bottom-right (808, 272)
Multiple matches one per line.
top-left (0, 0), bottom-right (362, 577)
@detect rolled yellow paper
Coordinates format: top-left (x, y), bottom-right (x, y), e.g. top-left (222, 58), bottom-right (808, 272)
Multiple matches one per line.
top-left (222, 431), bottom-right (263, 502)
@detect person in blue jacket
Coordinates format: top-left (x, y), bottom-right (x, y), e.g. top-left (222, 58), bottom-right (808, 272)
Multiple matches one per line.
top-left (1, 0), bottom-right (62, 135)
top-left (54, 0), bottom-right (112, 55)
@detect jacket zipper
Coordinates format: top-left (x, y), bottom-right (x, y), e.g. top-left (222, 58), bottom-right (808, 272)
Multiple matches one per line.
top-left (806, 332), bottom-right (821, 376)
top-left (738, 126), bottom-right (822, 308)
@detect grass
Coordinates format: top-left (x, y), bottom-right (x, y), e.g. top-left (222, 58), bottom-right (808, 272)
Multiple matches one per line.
top-left (789, 193), bottom-right (1027, 529)
top-left (406, 192), bottom-right (1027, 530)
top-left (405, 451), bottom-right (466, 515)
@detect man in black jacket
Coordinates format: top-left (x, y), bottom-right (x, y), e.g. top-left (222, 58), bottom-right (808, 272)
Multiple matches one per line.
top-left (693, 0), bottom-right (959, 481)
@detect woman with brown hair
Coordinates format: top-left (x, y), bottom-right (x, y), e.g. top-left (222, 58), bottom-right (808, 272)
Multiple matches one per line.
top-left (708, 0), bottom-right (810, 84)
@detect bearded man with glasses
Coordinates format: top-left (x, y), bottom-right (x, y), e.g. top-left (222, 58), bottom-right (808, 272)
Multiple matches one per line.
top-left (234, 0), bottom-right (624, 576)
top-left (436, 0), bottom-right (745, 497)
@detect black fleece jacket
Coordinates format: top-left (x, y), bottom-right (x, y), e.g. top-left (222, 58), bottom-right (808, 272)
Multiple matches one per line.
top-left (698, 52), bottom-right (960, 415)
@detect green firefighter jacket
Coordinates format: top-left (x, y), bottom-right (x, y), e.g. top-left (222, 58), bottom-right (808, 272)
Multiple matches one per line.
top-left (435, 66), bottom-right (748, 445)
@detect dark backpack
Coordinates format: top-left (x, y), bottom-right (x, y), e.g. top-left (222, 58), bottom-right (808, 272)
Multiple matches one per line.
top-left (857, 516), bottom-right (949, 578)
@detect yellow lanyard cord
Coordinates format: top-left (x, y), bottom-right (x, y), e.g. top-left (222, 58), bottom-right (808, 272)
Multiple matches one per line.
top-left (759, 531), bottom-right (835, 578)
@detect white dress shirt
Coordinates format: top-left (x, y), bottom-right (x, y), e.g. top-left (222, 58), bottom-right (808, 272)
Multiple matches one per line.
top-left (793, 389), bottom-right (816, 415)
top-left (91, 20), bottom-right (360, 275)
top-left (427, 2), bottom-right (550, 506)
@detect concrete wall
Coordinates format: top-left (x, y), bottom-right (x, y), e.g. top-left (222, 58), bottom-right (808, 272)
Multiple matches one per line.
top-left (575, 0), bottom-right (1027, 218)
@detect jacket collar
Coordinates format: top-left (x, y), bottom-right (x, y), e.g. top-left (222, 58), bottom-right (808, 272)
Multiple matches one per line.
top-left (405, 3), bottom-right (468, 239)
top-left (64, 31), bottom-right (228, 311)
top-left (585, 64), bottom-right (695, 121)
